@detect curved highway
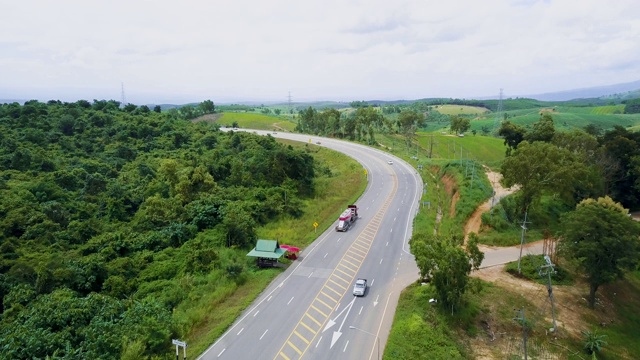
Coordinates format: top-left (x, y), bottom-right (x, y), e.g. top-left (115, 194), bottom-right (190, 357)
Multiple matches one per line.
top-left (198, 131), bottom-right (422, 360)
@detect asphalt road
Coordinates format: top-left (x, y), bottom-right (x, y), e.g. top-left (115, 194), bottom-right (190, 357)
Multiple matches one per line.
top-left (198, 131), bottom-right (422, 360)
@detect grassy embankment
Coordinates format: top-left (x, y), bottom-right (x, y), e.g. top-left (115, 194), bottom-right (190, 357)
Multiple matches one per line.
top-left (384, 133), bottom-right (640, 359)
top-left (181, 136), bottom-right (367, 357)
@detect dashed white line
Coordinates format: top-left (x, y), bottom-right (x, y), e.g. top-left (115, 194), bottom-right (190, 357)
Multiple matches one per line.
top-left (267, 296), bottom-right (272, 302)
top-left (344, 340), bottom-right (349, 352)
top-left (287, 296), bottom-right (294, 305)
top-left (237, 328), bottom-right (244, 335)
top-left (359, 306), bottom-right (363, 315)
top-left (253, 310), bottom-right (259, 317)
top-left (380, 259), bottom-right (383, 264)
top-left (324, 253), bottom-right (328, 259)
top-left (260, 329), bottom-right (268, 340)
top-left (316, 336), bottom-right (323, 348)
top-left (371, 279), bottom-right (375, 286)
top-left (386, 241), bottom-right (389, 246)
top-left (308, 272), bottom-right (314, 278)
top-left (218, 349), bottom-right (226, 357)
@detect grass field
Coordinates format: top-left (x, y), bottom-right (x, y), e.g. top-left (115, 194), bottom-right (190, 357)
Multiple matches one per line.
top-left (433, 104), bottom-right (490, 115)
top-left (217, 112), bottom-right (297, 131)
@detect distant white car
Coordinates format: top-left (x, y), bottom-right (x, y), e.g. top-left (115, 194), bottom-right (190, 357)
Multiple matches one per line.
top-left (387, 160), bottom-right (394, 165)
top-left (353, 278), bottom-right (367, 296)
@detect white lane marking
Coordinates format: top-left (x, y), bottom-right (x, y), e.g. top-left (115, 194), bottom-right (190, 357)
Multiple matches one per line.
top-left (371, 279), bottom-right (375, 286)
top-left (253, 310), bottom-right (259, 317)
top-left (237, 328), bottom-right (244, 335)
top-left (390, 229), bottom-right (393, 233)
top-left (337, 238), bottom-right (341, 243)
top-left (324, 253), bottom-right (328, 258)
top-left (316, 336), bottom-right (323, 348)
top-left (308, 272), bottom-right (314, 278)
top-left (359, 306), bottom-right (363, 315)
top-left (386, 241), bottom-right (389, 246)
top-left (343, 340), bottom-right (349, 352)
top-left (380, 258), bottom-right (383, 264)
top-left (260, 329), bottom-right (268, 340)
top-left (287, 296), bottom-right (294, 305)
top-left (394, 217), bottom-right (397, 221)
top-left (218, 349), bottom-right (225, 357)
top-left (267, 296), bottom-right (272, 302)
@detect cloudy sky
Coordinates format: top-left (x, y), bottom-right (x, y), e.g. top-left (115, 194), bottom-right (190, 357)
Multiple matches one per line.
top-left (2, 0), bottom-right (639, 104)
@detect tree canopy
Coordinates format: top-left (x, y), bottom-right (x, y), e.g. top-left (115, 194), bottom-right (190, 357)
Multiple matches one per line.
top-left (0, 99), bottom-right (317, 358)
top-left (410, 232), bottom-right (484, 314)
top-left (559, 196), bottom-right (640, 308)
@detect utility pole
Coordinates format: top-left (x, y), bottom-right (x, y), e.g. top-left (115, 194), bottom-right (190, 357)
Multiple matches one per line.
top-left (514, 308), bottom-right (528, 360)
top-left (429, 134), bottom-right (434, 158)
top-left (539, 255), bottom-right (558, 334)
top-left (517, 209), bottom-right (531, 274)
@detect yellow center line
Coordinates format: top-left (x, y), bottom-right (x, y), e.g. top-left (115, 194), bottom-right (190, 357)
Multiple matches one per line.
top-left (304, 313), bottom-right (322, 327)
top-left (293, 330), bottom-right (310, 345)
top-left (299, 320), bottom-right (316, 334)
top-left (272, 173), bottom-right (399, 359)
top-left (328, 278), bottom-right (347, 290)
top-left (310, 304), bottom-right (328, 318)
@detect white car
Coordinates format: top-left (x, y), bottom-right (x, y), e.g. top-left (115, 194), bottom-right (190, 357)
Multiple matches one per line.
top-left (387, 160), bottom-right (393, 165)
top-left (353, 278), bottom-right (367, 296)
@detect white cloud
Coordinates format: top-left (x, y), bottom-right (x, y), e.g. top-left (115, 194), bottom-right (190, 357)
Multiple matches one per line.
top-left (1, 0), bottom-right (639, 103)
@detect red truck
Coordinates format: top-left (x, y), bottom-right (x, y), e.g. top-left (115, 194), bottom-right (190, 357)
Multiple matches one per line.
top-left (335, 205), bottom-right (358, 232)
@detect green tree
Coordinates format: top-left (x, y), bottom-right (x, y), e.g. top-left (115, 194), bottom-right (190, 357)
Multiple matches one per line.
top-left (449, 116), bottom-right (470, 134)
top-left (397, 110), bottom-right (425, 150)
top-left (410, 232), bottom-right (484, 314)
top-left (497, 121), bottom-right (527, 156)
top-left (623, 98), bottom-right (640, 114)
top-left (199, 100), bottom-right (215, 114)
top-left (525, 113), bottom-right (555, 142)
top-left (560, 196), bottom-right (640, 308)
top-left (501, 141), bottom-right (587, 211)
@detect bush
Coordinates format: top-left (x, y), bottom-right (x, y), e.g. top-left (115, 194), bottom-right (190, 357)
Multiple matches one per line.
top-left (505, 255), bottom-right (571, 285)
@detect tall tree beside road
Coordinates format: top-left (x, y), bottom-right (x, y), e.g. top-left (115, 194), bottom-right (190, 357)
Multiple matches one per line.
top-left (397, 109), bottom-right (425, 151)
top-left (500, 140), bottom-right (587, 212)
top-left (410, 232), bottom-right (484, 314)
top-left (559, 196), bottom-right (640, 308)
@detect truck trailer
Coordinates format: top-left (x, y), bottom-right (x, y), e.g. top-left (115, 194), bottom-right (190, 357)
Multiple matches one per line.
top-left (335, 205), bottom-right (358, 231)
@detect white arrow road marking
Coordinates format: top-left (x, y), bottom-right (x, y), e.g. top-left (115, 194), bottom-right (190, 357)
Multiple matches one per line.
top-left (373, 294), bottom-right (379, 307)
top-left (322, 296), bottom-right (357, 348)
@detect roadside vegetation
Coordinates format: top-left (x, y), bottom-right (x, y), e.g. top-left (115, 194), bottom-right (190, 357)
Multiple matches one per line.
top-left (0, 100), bottom-right (365, 359)
top-left (4, 93), bottom-right (640, 359)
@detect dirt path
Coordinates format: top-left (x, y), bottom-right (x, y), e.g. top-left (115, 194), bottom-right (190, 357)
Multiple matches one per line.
top-left (463, 166), bottom-right (518, 244)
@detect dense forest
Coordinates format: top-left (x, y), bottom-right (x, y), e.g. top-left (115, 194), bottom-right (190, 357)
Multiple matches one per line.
top-left (0, 100), bottom-right (317, 359)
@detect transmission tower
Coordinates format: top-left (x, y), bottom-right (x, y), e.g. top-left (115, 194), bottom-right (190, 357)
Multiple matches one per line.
top-left (493, 88), bottom-right (503, 134)
top-left (120, 82), bottom-right (127, 107)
